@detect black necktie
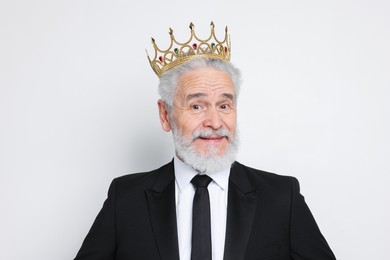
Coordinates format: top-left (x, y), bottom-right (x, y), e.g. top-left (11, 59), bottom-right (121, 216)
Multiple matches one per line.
top-left (191, 174), bottom-right (213, 260)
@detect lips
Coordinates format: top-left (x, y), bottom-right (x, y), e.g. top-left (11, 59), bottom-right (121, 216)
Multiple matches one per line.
top-left (198, 136), bottom-right (226, 141)
top-left (192, 129), bottom-right (230, 141)
top-left (200, 136), bottom-right (223, 139)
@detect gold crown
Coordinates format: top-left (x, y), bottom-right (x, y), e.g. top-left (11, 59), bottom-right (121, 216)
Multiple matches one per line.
top-left (147, 22), bottom-right (231, 77)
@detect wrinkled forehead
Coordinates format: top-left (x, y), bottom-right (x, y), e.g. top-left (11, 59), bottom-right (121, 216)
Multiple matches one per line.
top-left (175, 67), bottom-right (235, 98)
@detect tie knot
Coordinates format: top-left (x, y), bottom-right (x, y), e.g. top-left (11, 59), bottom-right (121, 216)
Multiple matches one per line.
top-left (191, 175), bottom-right (212, 188)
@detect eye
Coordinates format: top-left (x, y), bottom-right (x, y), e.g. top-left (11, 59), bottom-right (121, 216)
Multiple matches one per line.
top-left (191, 104), bottom-right (201, 110)
top-left (189, 102), bottom-right (207, 113)
top-left (220, 104), bottom-right (228, 109)
top-left (218, 102), bottom-right (234, 113)
top-left (220, 103), bottom-right (232, 110)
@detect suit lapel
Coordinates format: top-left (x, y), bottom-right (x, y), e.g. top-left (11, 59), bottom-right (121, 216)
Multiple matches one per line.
top-left (145, 161), bottom-right (180, 260)
top-left (223, 162), bottom-right (259, 260)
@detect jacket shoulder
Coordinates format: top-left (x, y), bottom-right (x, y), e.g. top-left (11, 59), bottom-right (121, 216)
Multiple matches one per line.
top-left (111, 161), bottom-right (174, 192)
top-left (232, 161), bottom-right (300, 191)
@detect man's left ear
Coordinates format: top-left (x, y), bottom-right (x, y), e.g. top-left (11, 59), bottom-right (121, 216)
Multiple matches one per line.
top-left (157, 99), bottom-right (172, 132)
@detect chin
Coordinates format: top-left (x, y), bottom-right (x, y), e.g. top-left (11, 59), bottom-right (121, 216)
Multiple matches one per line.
top-left (196, 145), bottom-right (226, 157)
top-left (196, 147), bottom-right (227, 158)
top-left (172, 127), bottom-right (239, 173)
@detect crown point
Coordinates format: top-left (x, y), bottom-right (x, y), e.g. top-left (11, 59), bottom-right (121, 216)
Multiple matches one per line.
top-left (151, 37), bottom-right (155, 44)
top-left (225, 26), bottom-right (228, 33)
top-left (169, 28), bottom-right (173, 35)
top-left (210, 21), bottom-right (215, 27)
top-left (189, 22), bottom-right (194, 29)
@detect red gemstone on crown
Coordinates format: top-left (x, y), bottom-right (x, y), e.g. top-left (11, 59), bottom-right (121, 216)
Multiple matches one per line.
top-left (224, 47), bottom-right (228, 53)
top-left (193, 43), bottom-right (197, 50)
top-left (159, 56), bottom-right (163, 62)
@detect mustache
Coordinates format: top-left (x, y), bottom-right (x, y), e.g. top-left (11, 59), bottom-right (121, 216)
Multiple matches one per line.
top-left (192, 129), bottom-right (230, 140)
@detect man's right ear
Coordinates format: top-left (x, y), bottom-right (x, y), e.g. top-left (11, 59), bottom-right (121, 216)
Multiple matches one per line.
top-left (157, 99), bottom-right (172, 132)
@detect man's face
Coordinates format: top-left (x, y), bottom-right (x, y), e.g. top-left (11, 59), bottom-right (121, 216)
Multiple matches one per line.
top-left (170, 67), bottom-right (237, 157)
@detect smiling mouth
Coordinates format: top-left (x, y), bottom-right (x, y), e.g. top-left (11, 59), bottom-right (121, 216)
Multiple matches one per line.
top-left (198, 136), bottom-right (227, 141)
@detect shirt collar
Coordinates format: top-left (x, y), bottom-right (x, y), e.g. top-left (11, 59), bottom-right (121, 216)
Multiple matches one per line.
top-left (174, 155), bottom-right (230, 193)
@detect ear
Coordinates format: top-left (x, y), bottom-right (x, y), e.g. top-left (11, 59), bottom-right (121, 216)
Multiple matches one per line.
top-left (157, 99), bottom-right (172, 132)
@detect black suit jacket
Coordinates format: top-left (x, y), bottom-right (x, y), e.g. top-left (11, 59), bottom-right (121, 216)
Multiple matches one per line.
top-left (74, 161), bottom-right (336, 260)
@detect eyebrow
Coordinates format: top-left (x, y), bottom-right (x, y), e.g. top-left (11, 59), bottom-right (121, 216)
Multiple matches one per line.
top-left (186, 93), bottom-right (207, 101)
top-left (221, 93), bottom-right (234, 101)
top-left (185, 93), bottom-right (235, 102)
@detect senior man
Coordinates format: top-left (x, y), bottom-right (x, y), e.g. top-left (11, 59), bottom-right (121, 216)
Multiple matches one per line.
top-left (74, 22), bottom-right (336, 260)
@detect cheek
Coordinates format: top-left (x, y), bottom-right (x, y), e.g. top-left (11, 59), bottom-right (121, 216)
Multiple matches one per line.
top-left (174, 115), bottom-right (201, 135)
top-left (223, 114), bottom-right (237, 129)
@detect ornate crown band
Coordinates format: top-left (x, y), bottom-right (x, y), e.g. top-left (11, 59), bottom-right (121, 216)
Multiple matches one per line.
top-left (147, 22), bottom-right (231, 77)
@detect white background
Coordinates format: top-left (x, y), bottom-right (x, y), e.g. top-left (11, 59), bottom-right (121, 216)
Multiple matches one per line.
top-left (1, 0), bottom-right (389, 259)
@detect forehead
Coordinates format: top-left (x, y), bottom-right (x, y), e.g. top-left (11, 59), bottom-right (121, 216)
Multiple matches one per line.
top-left (176, 68), bottom-right (234, 97)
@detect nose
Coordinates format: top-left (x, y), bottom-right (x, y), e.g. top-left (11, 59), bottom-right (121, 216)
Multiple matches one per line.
top-left (203, 107), bottom-right (223, 130)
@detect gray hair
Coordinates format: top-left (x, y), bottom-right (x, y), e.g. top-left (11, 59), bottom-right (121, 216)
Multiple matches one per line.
top-left (158, 57), bottom-right (242, 109)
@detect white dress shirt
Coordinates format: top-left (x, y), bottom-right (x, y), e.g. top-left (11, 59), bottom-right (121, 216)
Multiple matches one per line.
top-left (174, 156), bottom-right (230, 260)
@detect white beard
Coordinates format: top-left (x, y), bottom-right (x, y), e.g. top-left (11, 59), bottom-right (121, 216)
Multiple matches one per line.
top-left (172, 127), bottom-right (239, 174)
